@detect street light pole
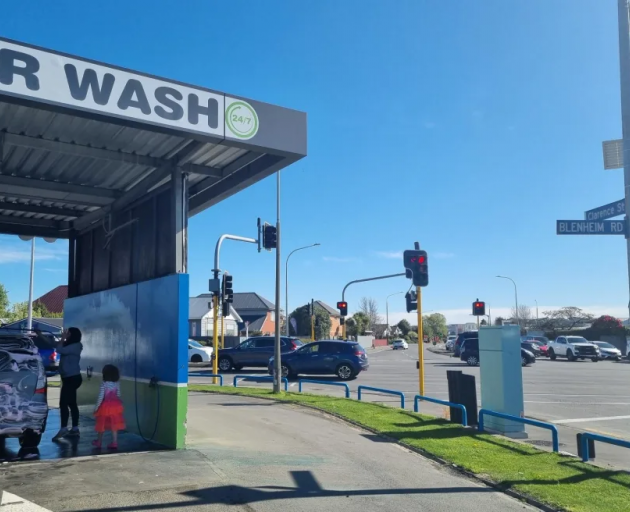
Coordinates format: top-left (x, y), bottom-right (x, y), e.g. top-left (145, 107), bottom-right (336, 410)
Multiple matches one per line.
top-left (285, 243), bottom-right (320, 336)
top-left (27, 238), bottom-right (35, 331)
top-left (274, 171), bottom-right (282, 393)
top-left (386, 292), bottom-right (404, 342)
top-left (535, 299), bottom-right (539, 325)
top-left (497, 275), bottom-right (519, 325)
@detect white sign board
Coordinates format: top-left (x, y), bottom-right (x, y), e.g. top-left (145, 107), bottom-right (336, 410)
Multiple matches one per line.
top-left (603, 139), bottom-right (623, 170)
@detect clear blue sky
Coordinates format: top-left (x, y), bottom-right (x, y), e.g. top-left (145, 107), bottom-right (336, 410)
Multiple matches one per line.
top-left (0, 0), bottom-right (625, 323)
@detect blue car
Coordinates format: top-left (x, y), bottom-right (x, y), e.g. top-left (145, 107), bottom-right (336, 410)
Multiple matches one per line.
top-left (32, 331), bottom-right (60, 374)
top-left (268, 340), bottom-right (369, 380)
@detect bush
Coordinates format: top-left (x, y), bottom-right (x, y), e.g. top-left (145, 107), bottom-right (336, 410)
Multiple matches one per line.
top-left (591, 315), bottom-right (622, 330)
top-left (406, 331), bottom-right (418, 343)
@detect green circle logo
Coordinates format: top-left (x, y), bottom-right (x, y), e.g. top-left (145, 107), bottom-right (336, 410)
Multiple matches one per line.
top-left (226, 101), bottom-right (259, 139)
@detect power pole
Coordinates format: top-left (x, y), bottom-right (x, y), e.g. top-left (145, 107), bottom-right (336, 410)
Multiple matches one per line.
top-left (273, 171), bottom-right (282, 393)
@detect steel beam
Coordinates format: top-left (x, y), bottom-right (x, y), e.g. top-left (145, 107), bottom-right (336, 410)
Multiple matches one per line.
top-left (189, 152), bottom-right (264, 197)
top-left (0, 222), bottom-right (69, 239)
top-left (0, 175), bottom-right (120, 199)
top-left (0, 201), bottom-right (81, 218)
top-left (0, 191), bottom-right (105, 208)
top-left (0, 215), bottom-right (70, 229)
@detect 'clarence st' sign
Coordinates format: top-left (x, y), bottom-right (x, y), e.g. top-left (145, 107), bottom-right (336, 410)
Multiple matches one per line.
top-left (556, 220), bottom-right (626, 235)
top-left (584, 199), bottom-right (625, 221)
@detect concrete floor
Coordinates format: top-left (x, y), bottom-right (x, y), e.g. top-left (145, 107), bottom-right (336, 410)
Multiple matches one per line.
top-left (190, 344), bottom-right (630, 469)
top-left (0, 393), bottom-right (538, 512)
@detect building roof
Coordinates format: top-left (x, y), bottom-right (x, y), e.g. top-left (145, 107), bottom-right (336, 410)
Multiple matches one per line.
top-left (34, 285), bottom-right (68, 314)
top-left (188, 297), bottom-right (241, 322)
top-left (0, 317), bottom-right (63, 332)
top-left (239, 314), bottom-right (267, 332)
top-left (198, 292), bottom-right (274, 311)
top-left (315, 300), bottom-right (340, 317)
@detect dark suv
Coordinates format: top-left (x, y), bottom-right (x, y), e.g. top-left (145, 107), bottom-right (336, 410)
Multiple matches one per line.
top-left (453, 331), bottom-right (478, 357)
top-left (460, 338), bottom-right (536, 367)
top-left (269, 340), bottom-right (369, 380)
top-left (218, 336), bottom-right (303, 371)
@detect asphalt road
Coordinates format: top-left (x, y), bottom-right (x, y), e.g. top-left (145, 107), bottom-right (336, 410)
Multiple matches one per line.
top-left (0, 393), bottom-right (536, 512)
top-left (190, 344), bottom-right (630, 468)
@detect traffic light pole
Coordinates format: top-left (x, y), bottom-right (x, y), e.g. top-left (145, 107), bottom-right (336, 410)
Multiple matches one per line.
top-left (212, 233), bottom-right (259, 384)
top-left (274, 171), bottom-right (282, 393)
top-left (417, 286), bottom-right (424, 396)
top-left (340, 272), bottom-right (406, 339)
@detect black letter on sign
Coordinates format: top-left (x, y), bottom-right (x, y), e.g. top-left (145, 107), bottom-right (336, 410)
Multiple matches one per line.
top-left (188, 94), bottom-right (218, 129)
top-left (64, 65), bottom-right (115, 105)
top-left (155, 86), bottom-right (184, 121)
top-left (0, 49), bottom-right (40, 90)
top-left (117, 79), bottom-right (151, 115)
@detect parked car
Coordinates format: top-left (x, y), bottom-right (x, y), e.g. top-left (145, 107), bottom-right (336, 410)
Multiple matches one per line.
top-left (460, 338), bottom-right (536, 367)
top-left (520, 341), bottom-right (542, 358)
top-left (0, 334), bottom-right (48, 448)
top-left (392, 339), bottom-right (408, 350)
top-left (188, 340), bottom-right (213, 363)
top-left (527, 339), bottom-right (550, 357)
top-left (446, 335), bottom-right (457, 351)
top-left (591, 341), bottom-right (622, 361)
top-left (32, 330), bottom-right (60, 373)
top-left (453, 331), bottom-right (478, 357)
top-left (218, 336), bottom-right (303, 371)
top-left (548, 336), bottom-right (600, 362)
top-left (269, 340), bottom-right (369, 380)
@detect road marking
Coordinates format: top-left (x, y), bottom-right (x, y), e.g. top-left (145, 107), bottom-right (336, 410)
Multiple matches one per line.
top-left (552, 415), bottom-right (630, 424)
top-left (525, 401), bottom-right (630, 405)
top-left (1, 492), bottom-right (52, 511)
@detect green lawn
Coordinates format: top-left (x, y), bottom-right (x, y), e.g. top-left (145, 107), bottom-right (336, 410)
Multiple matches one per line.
top-left (190, 384), bottom-right (630, 512)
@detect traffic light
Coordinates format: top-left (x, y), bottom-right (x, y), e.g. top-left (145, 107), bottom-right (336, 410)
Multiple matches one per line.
top-left (337, 301), bottom-right (348, 316)
top-left (222, 274), bottom-right (233, 303)
top-left (262, 223), bottom-right (277, 250)
top-left (340, 317), bottom-right (345, 326)
top-left (403, 249), bottom-right (429, 287)
top-left (472, 300), bottom-right (485, 316)
top-left (222, 301), bottom-right (230, 317)
top-left (405, 291), bottom-right (418, 313)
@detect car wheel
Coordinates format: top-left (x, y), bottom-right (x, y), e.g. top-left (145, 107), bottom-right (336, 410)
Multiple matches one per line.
top-left (521, 356), bottom-right (528, 366)
top-left (549, 349), bottom-right (556, 360)
top-left (615, 356), bottom-right (621, 362)
top-left (567, 350), bottom-right (577, 361)
top-left (466, 355), bottom-right (479, 367)
top-left (218, 357), bottom-right (233, 372)
top-left (233, 365), bottom-right (243, 371)
top-left (591, 357), bottom-right (599, 362)
top-left (336, 364), bottom-right (354, 380)
top-left (19, 430), bottom-right (42, 448)
top-left (191, 354), bottom-right (203, 363)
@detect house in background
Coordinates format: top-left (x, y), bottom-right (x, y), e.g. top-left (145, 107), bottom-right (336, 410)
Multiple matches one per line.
top-left (188, 297), bottom-right (242, 338)
top-left (34, 285), bottom-right (68, 314)
top-left (313, 300), bottom-right (342, 338)
top-left (0, 317), bottom-right (63, 334)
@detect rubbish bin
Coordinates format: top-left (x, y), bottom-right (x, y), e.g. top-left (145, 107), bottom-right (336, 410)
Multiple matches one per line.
top-left (447, 370), bottom-right (478, 426)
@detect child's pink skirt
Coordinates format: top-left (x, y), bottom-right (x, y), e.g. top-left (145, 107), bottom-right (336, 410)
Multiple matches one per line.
top-left (94, 396), bottom-right (125, 433)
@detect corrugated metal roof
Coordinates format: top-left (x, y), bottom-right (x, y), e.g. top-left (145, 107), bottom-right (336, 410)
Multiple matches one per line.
top-left (189, 297), bottom-right (241, 322)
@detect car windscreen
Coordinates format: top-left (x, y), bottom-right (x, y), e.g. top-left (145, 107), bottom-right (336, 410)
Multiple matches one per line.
top-left (567, 337), bottom-right (589, 344)
top-left (595, 342), bottom-right (614, 349)
top-left (291, 338), bottom-right (304, 346)
top-left (188, 340), bottom-right (203, 348)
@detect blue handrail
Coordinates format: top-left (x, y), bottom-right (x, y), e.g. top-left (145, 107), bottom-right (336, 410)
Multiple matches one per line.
top-left (414, 395), bottom-right (468, 426)
top-left (200, 374), bottom-right (223, 386)
top-left (298, 379), bottom-right (350, 398)
top-left (233, 374), bottom-right (288, 391)
top-left (357, 385), bottom-right (405, 409)
top-left (479, 409), bottom-right (559, 453)
top-left (580, 431), bottom-right (630, 462)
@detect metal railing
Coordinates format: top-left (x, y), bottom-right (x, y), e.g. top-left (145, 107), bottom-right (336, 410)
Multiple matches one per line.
top-left (579, 431), bottom-right (630, 462)
top-left (479, 409), bottom-right (559, 453)
top-left (192, 373), bottom-right (223, 386)
top-left (414, 395), bottom-right (468, 426)
top-left (233, 375), bottom-right (288, 391)
top-left (357, 385), bottom-right (405, 409)
top-left (298, 379), bottom-right (350, 398)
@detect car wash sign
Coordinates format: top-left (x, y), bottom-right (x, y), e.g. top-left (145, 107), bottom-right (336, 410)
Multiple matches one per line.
top-left (0, 38), bottom-right (259, 140)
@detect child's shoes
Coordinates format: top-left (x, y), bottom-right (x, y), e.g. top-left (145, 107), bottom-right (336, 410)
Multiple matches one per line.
top-left (91, 440), bottom-right (101, 448)
top-left (107, 443), bottom-right (118, 450)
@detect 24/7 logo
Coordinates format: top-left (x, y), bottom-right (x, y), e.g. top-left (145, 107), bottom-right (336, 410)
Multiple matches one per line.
top-left (226, 100), bottom-right (259, 139)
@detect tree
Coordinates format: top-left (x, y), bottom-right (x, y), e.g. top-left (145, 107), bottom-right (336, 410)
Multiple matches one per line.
top-left (541, 307), bottom-right (594, 331)
top-left (590, 315), bottom-right (622, 330)
top-left (510, 304), bottom-right (533, 327)
top-left (397, 319), bottom-right (411, 336)
top-left (358, 297), bottom-right (381, 330)
top-left (406, 331), bottom-right (418, 343)
top-left (480, 319), bottom-right (487, 326)
top-left (8, 301), bottom-right (60, 321)
top-left (289, 304), bottom-right (332, 339)
top-left (422, 313), bottom-right (448, 342)
top-left (346, 312), bottom-right (370, 337)
top-left (0, 284), bottom-right (10, 318)
top-left (494, 317), bottom-right (504, 326)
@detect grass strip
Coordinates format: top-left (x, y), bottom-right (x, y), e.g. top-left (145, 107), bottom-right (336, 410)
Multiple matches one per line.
top-left (190, 384), bottom-right (630, 512)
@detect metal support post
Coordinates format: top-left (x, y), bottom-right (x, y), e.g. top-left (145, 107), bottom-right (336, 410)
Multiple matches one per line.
top-left (27, 238), bottom-right (35, 331)
top-left (273, 171), bottom-right (282, 393)
top-left (417, 286), bottom-right (424, 395)
top-left (221, 314), bottom-right (225, 349)
top-left (212, 293), bottom-right (219, 384)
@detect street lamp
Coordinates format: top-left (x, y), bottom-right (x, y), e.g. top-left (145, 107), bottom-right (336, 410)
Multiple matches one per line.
top-left (285, 243), bottom-right (321, 335)
top-left (535, 299), bottom-right (539, 325)
top-left (18, 235), bottom-right (56, 330)
top-left (496, 275), bottom-right (519, 325)
top-left (385, 291), bottom-right (404, 341)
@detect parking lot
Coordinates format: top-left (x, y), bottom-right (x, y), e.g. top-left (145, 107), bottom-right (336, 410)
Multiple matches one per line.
top-left (191, 344), bottom-right (630, 469)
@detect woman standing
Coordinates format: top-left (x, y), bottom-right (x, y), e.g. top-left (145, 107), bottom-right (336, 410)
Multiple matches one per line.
top-left (52, 327), bottom-right (83, 441)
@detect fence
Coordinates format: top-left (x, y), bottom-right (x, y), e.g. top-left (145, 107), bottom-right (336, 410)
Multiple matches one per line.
top-left (478, 409), bottom-right (559, 453)
top-left (357, 385), bottom-right (405, 409)
top-left (298, 379), bottom-right (350, 398)
top-left (579, 431), bottom-right (630, 462)
top-left (233, 375), bottom-right (288, 391)
top-left (414, 395), bottom-right (468, 426)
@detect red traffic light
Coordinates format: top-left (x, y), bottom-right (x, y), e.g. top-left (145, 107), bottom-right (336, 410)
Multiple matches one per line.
top-left (337, 301), bottom-right (347, 308)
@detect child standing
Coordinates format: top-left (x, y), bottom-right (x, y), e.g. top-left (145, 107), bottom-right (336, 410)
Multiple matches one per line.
top-left (92, 364), bottom-right (125, 450)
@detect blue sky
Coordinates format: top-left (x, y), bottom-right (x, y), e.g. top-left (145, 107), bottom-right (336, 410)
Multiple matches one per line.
top-left (0, 0), bottom-right (626, 324)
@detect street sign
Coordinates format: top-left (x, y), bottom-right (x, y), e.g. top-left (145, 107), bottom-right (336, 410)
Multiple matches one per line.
top-left (556, 219), bottom-right (626, 235)
top-left (584, 199), bottom-right (625, 221)
top-left (603, 139), bottom-right (623, 170)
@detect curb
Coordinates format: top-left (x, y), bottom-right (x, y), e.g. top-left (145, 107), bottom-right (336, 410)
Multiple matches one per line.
top-left (196, 388), bottom-right (561, 512)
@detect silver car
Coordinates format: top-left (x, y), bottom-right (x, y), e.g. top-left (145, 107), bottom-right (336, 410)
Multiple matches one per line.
top-left (591, 341), bottom-right (622, 361)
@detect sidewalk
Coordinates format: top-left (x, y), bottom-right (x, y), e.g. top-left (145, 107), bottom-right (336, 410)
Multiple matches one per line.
top-left (0, 393), bottom-right (538, 512)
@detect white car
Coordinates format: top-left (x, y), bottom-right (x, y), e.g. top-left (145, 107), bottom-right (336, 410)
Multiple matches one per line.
top-left (188, 340), bottom-right (213, 363)
top-left (446, 336), bottom-right (457, 351)
top-left (548, 336), bottom-right (600, 362)
top-left (392, 339), bottom-right (409, 350)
